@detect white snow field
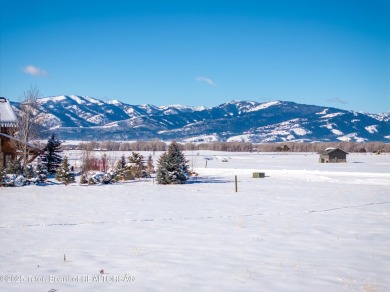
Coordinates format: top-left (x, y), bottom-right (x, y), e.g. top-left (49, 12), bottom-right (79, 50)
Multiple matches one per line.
top-left (1, 152), bottom-right (389, 291)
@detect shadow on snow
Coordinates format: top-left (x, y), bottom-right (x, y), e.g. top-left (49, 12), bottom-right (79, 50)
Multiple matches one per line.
top-left (187, 176), bottom-right (233, 184)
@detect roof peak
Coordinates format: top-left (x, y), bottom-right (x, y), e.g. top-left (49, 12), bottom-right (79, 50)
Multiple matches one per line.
top-left (0, 98), bottom-right (18, 126)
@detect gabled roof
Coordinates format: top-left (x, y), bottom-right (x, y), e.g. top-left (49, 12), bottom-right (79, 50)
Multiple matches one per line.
top-left (0, 97), bottom-right (18, 127)
top-left (0, 132), bottom-right (42, 152)
top-left (319, 147), bottom-right (349, 155)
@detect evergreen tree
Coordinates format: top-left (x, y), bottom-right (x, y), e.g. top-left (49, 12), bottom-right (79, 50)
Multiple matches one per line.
top-left (156, 142), bottom-right (189, 184)
top-left (24, 164), bottom-right (35, 179)
top-left (115, 154), bottom-right (127, 181)
top-left (42, 133), bottom-right (63, 173)
top-left (156, 152), bottom-right (170, 184)
top-left (56, 155), bottom-right (75, 185)
top-left (128, 152), bottom-right (145, 178)
top-left (35, 159), bottom-right (48, 182)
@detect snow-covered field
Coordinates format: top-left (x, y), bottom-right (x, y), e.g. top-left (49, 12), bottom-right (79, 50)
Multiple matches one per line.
top-left (1, 152), bottom-right (389, 291)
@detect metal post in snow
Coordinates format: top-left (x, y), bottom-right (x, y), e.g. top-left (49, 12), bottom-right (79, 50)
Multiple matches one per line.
top-left (235, 175), bottom-right (238, 192)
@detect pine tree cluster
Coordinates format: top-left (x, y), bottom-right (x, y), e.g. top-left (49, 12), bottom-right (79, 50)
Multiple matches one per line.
top-left (114, 152), bottom-right (153, 181)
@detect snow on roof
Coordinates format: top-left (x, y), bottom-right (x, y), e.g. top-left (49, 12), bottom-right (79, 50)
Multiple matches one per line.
top-left (0, 98), bottom-right (18, 125)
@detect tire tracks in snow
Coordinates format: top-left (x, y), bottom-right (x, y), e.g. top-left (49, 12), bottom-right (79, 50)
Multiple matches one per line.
top-left (1, 201), bottom-right (389, 230)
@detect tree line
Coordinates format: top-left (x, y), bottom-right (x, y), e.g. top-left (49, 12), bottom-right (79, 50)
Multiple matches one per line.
top-left (70, 141), bottom-right (390, 153)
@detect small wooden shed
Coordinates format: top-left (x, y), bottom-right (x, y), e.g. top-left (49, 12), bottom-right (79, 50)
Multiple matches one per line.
top-left (319, 148), bottom-right (348, 163)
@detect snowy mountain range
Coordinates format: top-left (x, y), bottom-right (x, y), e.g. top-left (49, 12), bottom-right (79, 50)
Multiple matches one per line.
top-left (12, 95), bottom-right (390, 142)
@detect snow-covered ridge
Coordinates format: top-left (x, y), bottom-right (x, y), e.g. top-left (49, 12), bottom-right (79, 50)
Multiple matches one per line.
top-left (69, 95), bottom-right (86, 104)
top-left (106, 99), bottom-right (122, 105)
top-left (183, 134), bottom-right (219, 143)
top-left (227, 134), bottom-right (252, 142)
top-left (38, 95), bottom-right (68, 103)
top-left (247, 101), bottom-right (281, 112)
top-left (38, 95), bottom-right (101, 105)
top-left (337, 132), bottom-right (366, 142)
top-left (368, 112), bottom-right (390, 122)
top-left (316, 108), bottom-right (328, 115)
top-left (15, 96), bottom-right (390, 142)
top-left (320, 112), bottom-right (345, 119)
top-left (83, 96), bottom-right (104, 105)
top-left (159, 104), bottom-right (208, 112)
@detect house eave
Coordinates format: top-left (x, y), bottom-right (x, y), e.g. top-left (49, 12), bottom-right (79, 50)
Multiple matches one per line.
top-left (0, 132), bottom-right (42, 153)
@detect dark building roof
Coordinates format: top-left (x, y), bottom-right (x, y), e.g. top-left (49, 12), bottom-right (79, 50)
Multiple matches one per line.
top-left (318, 148), bottom-right (349, 155)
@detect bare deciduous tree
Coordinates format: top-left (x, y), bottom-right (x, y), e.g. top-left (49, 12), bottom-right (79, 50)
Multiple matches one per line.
top-left (9, 86), bottom-right (41, 168)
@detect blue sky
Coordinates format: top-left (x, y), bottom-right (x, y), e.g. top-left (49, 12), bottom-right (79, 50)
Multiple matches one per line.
top-left (1, 0), bottom-right (389, 113)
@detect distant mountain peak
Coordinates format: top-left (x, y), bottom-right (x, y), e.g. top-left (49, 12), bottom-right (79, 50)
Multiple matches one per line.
top-left (13, 95), bottom-right (390, 142)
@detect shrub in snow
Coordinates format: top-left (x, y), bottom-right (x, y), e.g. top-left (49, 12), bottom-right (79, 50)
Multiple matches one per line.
top-left (2, 161), bottom-right (27, 187)
top-left (14, 175), bottom-right (27, 187)
top-left (80, 172), bottom-right (113, 185)
top-left (56, 156), bottom-right (75, 185)
top-left (107, 168), bottom-right (116, 179)
top-left (92, 172), bottom-right (112, 184)
top-left (80, 173), bottom-right (89, 185)
top-left (5, 160), bottom-right (23, 175)
top-left (90, 172), bottom-right (103, 184)
top-left (156, 142), bottom-right (190, 184)
top-left (115, 155), bottom-right (137, 181)
top-left (2, 174), bottom-right (27, 187)
top-left (88, 177), bottom-right (97, 185)
top-left (1, 160), bottom-right (49, 187)
top-left (0, 167), bottom-right (6, 185)
top-left (102, 173), bottom-right (112, 184)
